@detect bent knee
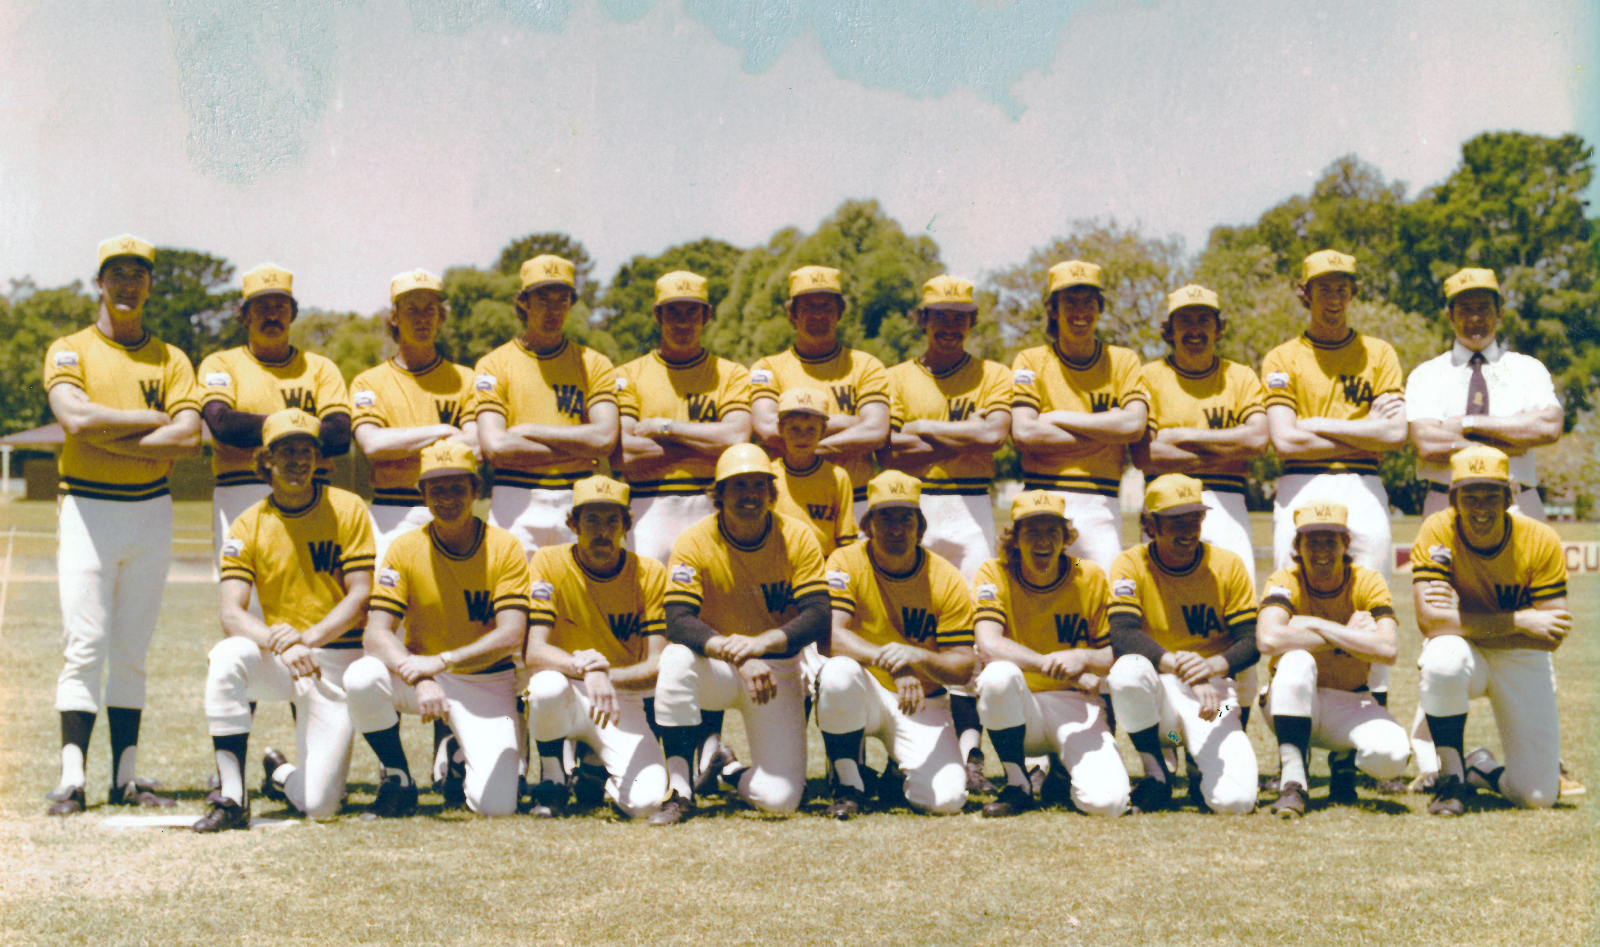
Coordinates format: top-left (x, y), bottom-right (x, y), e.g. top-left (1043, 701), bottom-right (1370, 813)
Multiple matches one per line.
top-left (1108, 654), bottom-right (1156, 691)
top-left (208, 635), bottom-right (259, 666)
top-left (341, 656), bottom-right (389, 695)
top-left (1075, 788), bottom-right (1131, 818)
top-left (525, 669), bottom-right (572, 705)
top-left (1419, 636), bottom-right (1473, 678)
top-left (975, 660), bottom-right (1024, 694)
top-left (816, 655), bottom-right (862, 694)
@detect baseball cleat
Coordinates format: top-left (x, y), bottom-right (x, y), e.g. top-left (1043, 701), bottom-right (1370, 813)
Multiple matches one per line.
top-left (965, 752), bottom-right (998, 796)
top-left (364, 773), bottom-right (418, 820)
top-left (827, 784), bottom-right (866, 821)
top-left (46, 786), bottom-right (86, 817)
top-left (527, 781), bottom-right (568, 819)
top-left (1427, 774), bottom-right (1467, 816)
top-left (569, 761), bottom-right (609, 809)
top-left (260, 748), bottom-right (289, 803)
top-left (108, 778), bottom-right (176, 808)
top-left (1369, 777), bottom-right (1410, 794)
top-left (1327, 754), bottom-right (1359, 805)
top-left (1407, 771), bottom-right (1437, 793)
top-left (1037, 756), bottom-right (1073, 808)
top-left (192, 792), bottom-right (250, 833)
top-left (1559, 760), bottom-right (1585, 798)
top-left (1129, 776), bottom-right (1172, 814)
top-left (693, 745), bottom-right (736, 797)
top-left (876, 760), bottom-right (908, 809)
top-left (981, 784), bottom-right (1034, 818)
top-left (1463, 747), bottom-right (1507, 795)
top-left (1270, 782), bottom-right (1307, 819)
top-left (647, 792), bottom-right (692, 826)
top-left (1259, 774), bottom-right (1281, 794)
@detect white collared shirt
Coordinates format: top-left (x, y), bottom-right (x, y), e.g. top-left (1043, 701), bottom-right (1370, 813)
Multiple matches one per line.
top-left (1404, 339), bottom-right (1558, 486)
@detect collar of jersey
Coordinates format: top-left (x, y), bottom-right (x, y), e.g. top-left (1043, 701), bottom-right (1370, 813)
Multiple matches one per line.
top-left (782, 456), bottom-right (823, 477)
top-left (656, 348), bottom-right (709, 370)
top-left (269, 484), bottom-right (322, 518)
top-left (518, 338), bottom-right (569, 360)
top-left (1302, 562), bottom-right (1353, 599)
top-left (428, 518), bottom-right (484, 560)
top-left (1301, 329), bottom-right (1356, 351)
top-left (917, 352), bottom-right (971, 379)
top-left (1167, 355), bottom-right (1220, 380)
top-left (1053, 340), bottom-right (1102, 370)
top-left (718, 512), bottom-right (772, 551)
top-left (1449, 339), bottom-right (1504, 366)
top-left (1147, 541), bottom-right (1203, 577)
top-left (794, 342), bottom-right (843, 365)
top-left (1013, 554), bottom-right (1075, 593)
top-left (391, 354), bottom-right (444, 376)
top-left (868, 543), bottom-right (924, 581)
top-left (92, 325), bottom-right (152, 352)
top-left (1453, 512), bottom-right (1514, 559)
top-left (571, 544), bottom-right (628, 581)
top-left (249, 345), bottom-right (299, 368)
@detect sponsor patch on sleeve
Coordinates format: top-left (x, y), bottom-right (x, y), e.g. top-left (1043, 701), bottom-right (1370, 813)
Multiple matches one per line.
top-left (377, 568), bottom-right (399, 588)
top-left (614, 376), bottom-right (627, 390)
top-left (353, 390), bottom-right (377, 408)
top-left (750, 369), bottom-right (773, 386)
top-left (221, 538), bottom-right (243, 558)
top-left (1112, 579), bottom-right (1138, 598)
top-left (474, 374), bottom-right (496, 392)
top-left (53, 351), bottom-right (79, 368)
top-left (530, 580), bottom-right (554, 602)
top-left (1265, 584), bottom-right (1292, 600)
top-left (1265, 371), bottom-right (1289, 390)
top-left (975, 582), bottom-right (998, 602)
top-left (1013, 369), bottom-right (1036, 386)
top-left (670, 564), bottom-right (697, 584)
top-left (826, 570), bottom-right (849, 591)
top-left (1428, 544), bottom-right (1452, 565)
top-left (205, 371), bottom-right (231, 388)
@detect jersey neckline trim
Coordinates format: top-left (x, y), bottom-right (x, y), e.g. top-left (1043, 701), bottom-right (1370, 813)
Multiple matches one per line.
top-left (90, 324), bottom-right (153, 352)
top-left (249, 345), bottom-right (300, 368)
top-left (1166, 355), bottom-right (1220, 380)
top-left (1454, 513), bottom-right (1514, 559)
top-left (917, 352), bottom-right (972, 379)
top-left (1012, 554), bottom-right (1075, 593)
top-left (1302, 563), bottom-right (1353, 599)
top-left (868, 544), bottom-right (925, 582)
top-left (656, 349), bottom-right (709, 370)
top-left (269, 484), bottom-right (323, 518)
top-left (429, 518), bottom-right (485, 561)
top-left (390, 354), bottom-right (445, 376)
top-left (781, 457), bottom-right (824, 477)
top-left (1147, 541), bottom-right (1204, 577)
top-left (1301, 329), bottom-right (1357, 351)
top-left (571, 544), bottom-right (628, 582)
top-left (519, 338), bottom-right (570, 360)
top-left (794, 342), bottom-right (844, 365)
top-left (1053, 340), bottom-right (1103, 371)
top-left (718, 512), bottom-right (772, 552)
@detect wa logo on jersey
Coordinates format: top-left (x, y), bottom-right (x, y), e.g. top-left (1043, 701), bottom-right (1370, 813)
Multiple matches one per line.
top-left (1202, 407), bottom-right (1238, 429)
top-left (139, 379), bottom-right (164, 409)
top-left (807, 504), bottom-right (837, 522)
top-left (1338, 374), bottom-right (1375, 407)
top-left (606, 612), bottom-right (643, 641)
top-left (1054, 613), bottom-right (1091, 645)
top-left (759, 581), bottom-right (792, 613)
top-left (948, 398), bottom-right (975, 422)
top-left (685, 393), bottom-right (717, 423)
top-left (307, 541), bottom-right (343, 575)
top-left (831, 386), bottom-right (857, 414)
top-left (1180, 604), bottom-right (1225, 638)
top-left (554, 384), bottom-right (586, 419)
top-left (1493, 583), bottom-right (1533, 611)
top-left (901, 607), bottom-right (938, 643)
top-left (281, 388), bottom-right (317, 414)
top-left (463, 590), bottom-right (493, 623)
top-left (1088, 393), bottom-right (1117, 413)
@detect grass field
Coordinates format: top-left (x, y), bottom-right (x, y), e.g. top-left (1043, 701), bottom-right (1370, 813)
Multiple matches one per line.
top-left (1, 501), bottom-right (1595, 946)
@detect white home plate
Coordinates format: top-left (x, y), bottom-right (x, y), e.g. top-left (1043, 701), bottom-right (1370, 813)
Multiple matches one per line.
top-left (99, 815), bottom-right (297, 829)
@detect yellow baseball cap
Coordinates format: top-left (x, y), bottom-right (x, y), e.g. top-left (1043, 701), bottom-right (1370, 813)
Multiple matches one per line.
top-left (654, 270), bottom-right (710, 308)
top-left (262, 408), bottom-right (320, 448)
top-left (97, 234), bottom-right (155, 270)
top-left (1302, 250), bottom-right (1357, 284)
top-left (572, 474), bottom-right (630, 509)
top-left (1144, 473), bottom-right (1207, 516)
top-left (1444, 268), bottom-right (1500, 302)
top-left (242, 264), bottom-right (295, 303)
top-left (777, 387), bottom-right (829, 418)
top-left (390, 268), bottom-right (444, 303)
top-left (1293, 500), bottom-right (1349, 534)
top-left (714, 443), bottom-right (775, 482)
top-left (919, 275), bottom-right (978, 312)
top-left (1047, 260), bottom-right (1103, 296)
top-left (520, 255), bottom-right (576, 294)
top-left (1011, 490), bottom-right (1066, 523)
top-left (416, 440), bottom-right (478, 482)
top-left (788, 265), bottom-right (844, 300)
top-left (1166, 284), bottom-right (1220, 317)
top-left (1450, 445), bottom-right (1512, 489)
top-left (865, 470), bottom-right (921, 512)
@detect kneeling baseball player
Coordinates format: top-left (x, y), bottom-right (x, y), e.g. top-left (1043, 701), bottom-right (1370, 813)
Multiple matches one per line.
top-left (1257, 501), bottom-right (1409, 818)
top-left (973, 491), bottom-right (1130, 818)
top-left (343, 440), bottom-right (529, 818)
top-left (195, 410), bottom-right (375, 831)
top-left (523, 475), bottom-right (671, 819)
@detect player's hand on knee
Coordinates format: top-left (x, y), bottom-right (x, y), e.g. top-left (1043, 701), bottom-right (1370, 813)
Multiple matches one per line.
top-left (875, 643), bottom-right (919, 674)
top-left (396, 653), bottom-right (445, 685)
top-left (893, 673), bottom-right (924, 716)
top-left (1169, 650), bottom-right (1208, 685)
top-left (417, 679), bottom-right (449, 722)
top-left (719, 634), bottom-right (763, 666)
top-left (739, 658), bottom-right (777, 705)
top-left (266, 623), bottom-right (302, 654)
top-left (1192, 681), bottom-right (1222, 721)
top-left (282, 643), bottom-right (318, 680)
top-left (570, 649), bottom-right (611, 676)
top-left (1421, 581), bottom-right (1459, 611)
top-left (1039, 649), bottom-right (1086, 681)
top-left (585, 670), bottom-right (619, 728)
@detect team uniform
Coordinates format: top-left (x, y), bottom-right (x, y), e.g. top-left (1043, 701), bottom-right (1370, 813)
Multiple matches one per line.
top-left (473, 338), bottom-right (616, 556)
top-left (751, 344), bottom-right (890, 518)
top-left (1011, 341), bottom-right (1142, 571)
top-left (1106, 542), bottom-right (1260, 813)
top-left (819, 542), bottom-right (971, 814)
top-left (45, 326), bottom-right (199, 724)
top-left (1411, 509), bottom-right (1567, 808)
top-left (887, 354), bottom-right (1011, 580)
top-left (205, 485), bottom-right (375, 819)
top-left (1260, 563), bottom-right (1410, 779)
top-left (344, 520), bottom-right (528, 817)
top-left (657, 512), bottom-right (828, 813)
top-left (350, 355), bottom-right (476, 562)
top-left (615, 349), bottom-right (751, 563)
top-left (972, 555), bottom-right (1130, 816)
top-left (773, 457), bottom-right (858, 556)
top-left (523, 544), bottom-right (671, 817)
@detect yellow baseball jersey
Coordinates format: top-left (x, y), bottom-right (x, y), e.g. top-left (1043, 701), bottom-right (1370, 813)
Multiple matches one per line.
top-left (471, 338), bottom-right (617, 489)
top-left (1259, 331), bottom-right (1403, 475)
top-left (665, 512), bottom-right (827, 659)
top-left (1108, 543), bottom-right (1258, 660)
top-left (750, 345), bottom-right (890, 497)
top-left (351, 356), bottom-right (477, 505)
top-left (1011, 341), bottom-right (1142, 496)
top-left (369, 520), bottom-right (528, 672)
top-left (1261, 563), bottom-right (1394, 691)
top-left (1125, 356), bottom-right (1266, 494)
top-left (527, 545), bottom-right (667, 669)
top-left (825, 541), bottom-right (974, 692)
top-left (616, 349), bottom-right (751, 496)
top-left (886, 354), bottom-right (1012, 492)
top-left (1410, 510), bottom-right (1567, 651)
top-left (773, 457), bottom-right (858, 555)
top-left (219, 485), bottom-right (376, 646)
top-left (972, 555), bottom-right (1110, 693)
top-left (197, 346), bottom-right (351, 486)
top-left (44, 326), bottom-right (200, 501)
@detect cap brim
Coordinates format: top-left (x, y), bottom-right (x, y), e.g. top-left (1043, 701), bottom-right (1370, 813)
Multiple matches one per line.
top-left (99, 253), bottom-right (154, 269)
top-left (245, 288), bottom-right (294, 301)
top-left (867, 499), bottom-right (919, 513)
top-left (922, 302), bottom-right (978, 312)
top-left (777, 407), bottom-right (828, 418)
top-left (1450, 476), bottom-right (1512, 489)
top-left (522, 279), bottom-right (575, 293)
top-left (791, 288), bottom-right (845, 299)
top-left (1149, 502), bottom-right (1208, 516)
top-left (1295, 523), bottom-right (1350, 534)
top-left (1050, 281), bottom-right (1102, 293)
top-left (572, 497), bottom-right (628, 509)
top-left (392, 286), bottom-right (444, 303)
top-left (264, 431), bottom-right (319, 448)
top-left (1012, 509), bottom-right (1066, 522)
top-left (655, 295), bottom-right (711, 308)
top-left (417, 467), bottom-right (478, 482)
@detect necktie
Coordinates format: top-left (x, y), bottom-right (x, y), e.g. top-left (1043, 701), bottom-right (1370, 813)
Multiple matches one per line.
top-left (1466, 351), bottom-right (1489, 416)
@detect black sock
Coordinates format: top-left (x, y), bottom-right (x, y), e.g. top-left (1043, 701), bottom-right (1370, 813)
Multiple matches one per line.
top-left (1373, 691), bottom-right (1388, 708)
top-left (432, 719), bottom-right (453, 755)
top-left (106, 707), bottom-right (141, 787)
top-left (1238, 706), bottom-right (1252, 731)
top-left (1274, 715), bottom-right (1312, 767)
top-left (642, 698), bottom-right (662, 739)
top-left (61, 710), bottom-right (95, 757)
top-left (249, 701), bottom-right (258, 718)
top-left (821, 729), bottom-right (864, 767)
top-left (699, 710), bottom-right (725, 753)
top-left (534, 740), bottom-right (565, 760)
top-left (1101, 693), bottom-right (1117, 734)
top-left (1129, 726), bottom-right (1170, 782)
top-left (362, 724), bottom-right (411, 778)
top-left (950, 694), bottom-right (981, 745)
top-left (661, 725), bottom-right (699, 782)
top-left (987, 724), bottom-right (1026, 770)
top-left (1425, 713), bottom-right (1468, 765)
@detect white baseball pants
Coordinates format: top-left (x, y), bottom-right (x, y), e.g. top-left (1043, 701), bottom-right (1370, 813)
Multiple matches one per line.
top-left (628, 494), bottom-right (715, 565)
top-left (524, 670), bottom-right (669, 818)
top-left (344, 657), bottom-right (521, 817)
top-left (814, 656), bottom-right (966, 814)
top-left (1200, 489), bottom-right (1256, 586)
top-left (1046, 491), bottom-right (1124, 573)
top-left (919, 493), bottom-right (996, 582)
top-left (488, 486), bottom-right (576, 559)
top-left (976, 661), bottom-right (1131, 816)
top-left (370, 503), bottom-right (434, 568)
top-left (56, 495), bottom-right (173, 714)
top-left (1108, 654), bottom-right (1258, 814)
top-left (212, 484), bottom-right (271, 617)
top-left (204, 637), bottom-right (358, 819)
top-left (1268, 650), bottom-right (1409, 779)
top-left (654, 645), bottom-right (806, 813)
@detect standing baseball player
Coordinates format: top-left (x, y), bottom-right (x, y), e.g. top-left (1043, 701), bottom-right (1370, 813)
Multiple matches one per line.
top-left (816, 471), bottom-right (973, 819)
top-left (523, 475), bottom-right (671, 819)
top-left (343, 440), bottom-right (527, 819)
top-left (771, 387), bottom-right (858, 555)
top-left (616, 270), bottom-right (752, 564)
top-left (198, 263), bottom-right (353, 611)
top-left (474, 254), bottom-right (619, 557)
top-left (1106, 474), bottom-right (1260, 815)
top-left (1411, 445), bottom-right (1570, 815)
top-left (194, 409), bottom-right (375, 831)
top-left (1010, 261), bottom-right (1146, 571)
top-left (648, 444), bottom-right (830, 824)
top-left (43, 234), bottom-right (202, 815)
top-left (1257, 500), bottom-right (1409, 818)
top-left (750, 265), bottom-right (891, 521)
top-left (972, 491), bottom-right (1131, 819)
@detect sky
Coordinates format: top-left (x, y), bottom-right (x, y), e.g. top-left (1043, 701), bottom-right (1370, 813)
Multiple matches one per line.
top-left (2, 0), bottom-right (1594, 315)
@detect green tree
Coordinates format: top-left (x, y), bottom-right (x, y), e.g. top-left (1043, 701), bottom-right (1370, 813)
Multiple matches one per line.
top-left (495, 233), bottom-right (599, 308)
top-left (437, 264), bottom-right (619, 369)
top-left (144, 248), bottom-right (241, 365)
top-left (288, 311), bottom-right (391, 383)
top-left (598, 238), bottom-right (744, 361)
top-left (1, 279), bottom-right (98, 434)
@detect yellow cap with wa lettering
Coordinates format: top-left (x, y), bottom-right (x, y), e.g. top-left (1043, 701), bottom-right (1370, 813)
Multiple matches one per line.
top-left (391, 269), bottom-right (443, 303)
top-left (1011, 490), bottom-right (1067, 523)
top-left (777, 387), bottom-right (829, 418)
top-left (865, 470), bottom-right (921, 513)
top-left (417, 440), bottom-right (478, 482)
top-left (1293, 500), bottom-right (1349, 534)
top-left (1444, 268), bottom-right (1500, 302)
top-left (262, 408), bottom-right (320, 448)
top-left (1143, 474), bottom-right (1207, 516)
top-left (1047, 260), bottom-right (1103, 296)
top-left (655, 270), bottom-right (710, 307)
top-left (919, 275), bottom-right (978, 312)
top-left (788, 265), bottom-right (844, 300)
top-left (520, 255), bottom-right (576, 294)
top-left (714, 443), bottom-right (776, 482)
top-left (1450, 445), bottom-right (1512, 488)
top-left (1302, 249), bottom-right (1357, 284)
top-left (242, 264), bottom-right (295, 302)
top-left (97, 234), bottom-right (155, 270)
top-left (572, 474), bottom-right (630, 509)
top-left (1166, 284), bottom-right (1220, 316)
